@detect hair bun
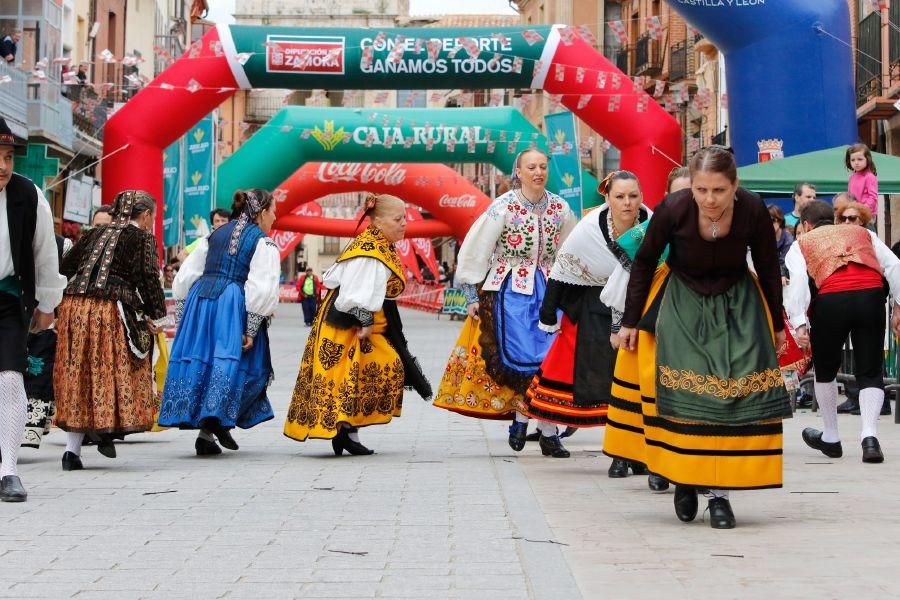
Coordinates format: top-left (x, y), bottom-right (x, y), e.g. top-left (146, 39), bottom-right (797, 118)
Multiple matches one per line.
top-left (232, 190), bottom-right (248, 215)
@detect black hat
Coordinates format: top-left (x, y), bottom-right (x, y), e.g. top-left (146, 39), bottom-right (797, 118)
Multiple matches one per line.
top-left (0, 117), bottom-right (25, 148)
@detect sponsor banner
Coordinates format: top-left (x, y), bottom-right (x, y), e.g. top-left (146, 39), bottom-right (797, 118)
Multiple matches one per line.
top-left (162, 139), bottom-right (182, 247)
top-left (231, 26), bottom-right (548, 90)
top-left (279, 284), bottom-right (300, 303)
top-left (441, 288), bottom-right (467, 315)
top-left (397, 281), bottom-right (445, 313)
top-left (183, 113), bottom-right (216, 242)
top-left (315, 162), bottom-right (406, 185)
top-left (270, 201), bottom-right (323, 260)
top-left (543, 111), bottom-right (583, 215)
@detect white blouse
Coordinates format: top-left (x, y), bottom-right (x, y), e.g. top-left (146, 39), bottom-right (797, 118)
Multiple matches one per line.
top-left (784, 230), bottom-right (900, 330)
top-left (173, 236), bottom-right (281, 317)
top-left (323, 257), bottom-right (391, 313)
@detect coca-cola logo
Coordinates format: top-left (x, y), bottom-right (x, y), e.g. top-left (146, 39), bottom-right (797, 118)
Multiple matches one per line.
top-left (438, 193), bottom-right (478, 208)
top-left (271, 230), bottom-right (300, 252)
top-left (316, 162), bottom-right (406, 186)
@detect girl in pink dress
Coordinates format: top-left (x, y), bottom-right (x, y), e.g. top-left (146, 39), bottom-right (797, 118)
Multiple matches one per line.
top-left (847, 143), bottom-right (879, 222)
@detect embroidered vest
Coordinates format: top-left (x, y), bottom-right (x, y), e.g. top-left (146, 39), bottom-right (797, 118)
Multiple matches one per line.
top-left (4, 173), bottom-right (38, 323)
top-left (798, 225), bottom-right (882, 288)
top-left (195, 220), bottom-right (265, 299)
top-left (336, 227), bottom-right (406, 298)
top-left (482, 191), bottom-right (571, 295)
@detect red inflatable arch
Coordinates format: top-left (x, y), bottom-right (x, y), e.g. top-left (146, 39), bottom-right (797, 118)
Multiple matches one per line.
top-left (101, 24), bottom-right (683, 240)
top-left (272, 162), bottom-right (490, 241)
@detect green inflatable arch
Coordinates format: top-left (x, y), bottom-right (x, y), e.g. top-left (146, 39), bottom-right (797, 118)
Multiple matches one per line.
top-left (216, 106), bottom-right (601, 211)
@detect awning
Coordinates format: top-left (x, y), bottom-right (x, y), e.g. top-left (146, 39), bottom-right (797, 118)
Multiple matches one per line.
top-left (737, 146), bottom-right (900, 195)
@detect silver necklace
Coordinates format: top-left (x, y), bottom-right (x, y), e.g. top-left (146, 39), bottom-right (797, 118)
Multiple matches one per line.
top-left (707, 205), bottom-right (731, 240)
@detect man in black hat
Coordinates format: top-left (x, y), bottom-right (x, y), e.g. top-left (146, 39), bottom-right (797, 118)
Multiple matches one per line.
top-left (0, 117), bottom-right (66, 501)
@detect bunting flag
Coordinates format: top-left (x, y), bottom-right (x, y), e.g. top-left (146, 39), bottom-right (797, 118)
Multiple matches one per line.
top-left (387, 35), bottom-right (406, 64)
top-left (491, 32), bottom-right (511, 46)
top-left (608, 95), bottom-right (621, 112)
top-left (487, 140), bottom-right (496, 153)
top-left (632, 76), bottom-right (644, 92)
top-left (577, 94), bottom-right (591, 109)
top-left (611, 73), bottom-right (621, 89)
top-left (426, 39), bottom-right (442, 62)
top-left (458, 37), bottom-right (481, 58)
top-left (512, 56), bottom-right (523, 73)
top-left (489, 90), bottom-right (504, 107)
top-left (522, 29), bottom-right (544, 45)
top-left (596, 72), bottom-right (607, 89)
top-left (360, 46), bottom-right (374, 70)
top-left (186, 79), bottom-right (201, 93)
top-left (609, 21), bottom-right (628, 45)
top-left (576, 25), bottom-right (598, 46)
top-left (637, 95), bottom-right (650, 113)
top-left (559, 26), bottom-right (577, 46)
top-left (575, 67), bottom-right (586, 83)
top-left (646, 16), bottom-right (664, 41)
top-left (555, 64), bottom-right (566, 81)
top-left (653, 79), bottom-right (666, 98)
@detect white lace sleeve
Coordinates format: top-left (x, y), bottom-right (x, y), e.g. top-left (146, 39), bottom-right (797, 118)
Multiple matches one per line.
top-left (455, 199), bottom-right (505, 286)
top-left (783, 241), bottom-right (810, 330)
top-left (33, 186), bottom-right (66, 313)
top-left (245, 238), bottom-right (281, 318)
top-left (172, 237), bottom-right (208, 301)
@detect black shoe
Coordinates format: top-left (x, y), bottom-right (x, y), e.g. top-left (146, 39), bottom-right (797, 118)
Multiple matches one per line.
top-left (648, 473), bottom-right (670, 492)
top-left (881, 398), bottom-right (892, 416)
top-left (525, 431), bottom-right (541, 443)
top-left (629, 461), bottom-right (648, 476)
top-left (195, 437), bottom-right (222, 456)
top-left (0, 475), bottom-right (27, 502)
top-left (802, 427), bottom-right (843, 458)
top-left (559, 426), bottom-right (577, 439)
top-left (332, 428), bottom-right (374, 456)
top-left (96, 434), bottom-right (116, 459)
top-left (836, 398), bottom-right (859, 414)
top-left (708, 497), bottom-right (736, 529)
top-left (795, 391), bottom-right (813, 410)
top-left (608, 458), bottom-right (629, 478)
top-left (861, 436), bottom-right (885, 463)
top-left (538, 435), bottom-right (570, 458)
top-left (508, 421), bottom-right (528, 452)
top-left (674, 485), bottom-right (698, 522)
top-left (61, 451), bottom-right (84, 471)
top-left (213, 427), bottom-right (239, 451)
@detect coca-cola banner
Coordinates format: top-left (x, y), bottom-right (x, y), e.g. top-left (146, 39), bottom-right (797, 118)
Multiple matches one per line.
top-left (273, 162), bottom-right (491, 241)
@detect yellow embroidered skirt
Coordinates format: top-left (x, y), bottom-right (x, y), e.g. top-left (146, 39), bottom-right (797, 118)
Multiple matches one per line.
top-left (433, 314), bottom-right (522, 420)
top-left (603, 265), bottom-right (787, 490)
top-left (284, 291), bottom-right (404, 441)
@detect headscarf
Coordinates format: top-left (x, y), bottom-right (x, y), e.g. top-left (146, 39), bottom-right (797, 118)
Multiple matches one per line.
top-left (72, 190), bottom-right (154, 294)
top-left (229, 189), bottom-right (266, 255)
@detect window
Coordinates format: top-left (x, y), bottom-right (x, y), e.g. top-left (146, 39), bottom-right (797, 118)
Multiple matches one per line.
top-left (322, 236), bottom-right (341, 254)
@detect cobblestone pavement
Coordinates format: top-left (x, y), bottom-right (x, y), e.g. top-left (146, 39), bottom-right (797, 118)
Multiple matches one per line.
top-left (3, 304), bottom-right (900, 599)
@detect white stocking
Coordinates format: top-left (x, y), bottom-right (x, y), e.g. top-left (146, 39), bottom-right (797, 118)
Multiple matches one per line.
top-left (514, 412), bottom-right (529, 424)
top-left (65, 432), bottom-right (85, 456)
top-left (0, 371), bottom-right (27, 478)
top-left (814, 380), bottom-right (840, 444)
top-left (859, 387), bottom-right (884, 441)
top-left (537, 421), bottom-right (558, 436)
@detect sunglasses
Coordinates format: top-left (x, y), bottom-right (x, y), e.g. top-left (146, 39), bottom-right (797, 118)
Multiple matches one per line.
top-left (840, 214), bottom-right (859, 223)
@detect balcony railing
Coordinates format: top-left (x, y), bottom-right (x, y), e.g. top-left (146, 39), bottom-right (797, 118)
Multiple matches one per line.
top-left (246, 94), bottom-right (287, 121)
top-left (0, 61), bottom-right (28, 138)
top-left (857, 11), bottom-right (881, 107)
top-left (614, 46), bottom-right (630, 74)
top-left (670, 39), bottom-right (695, 82)
top-left (634, 33), bottom-right (662, 76)
top-left (26, 80), bottom-right (74, 149)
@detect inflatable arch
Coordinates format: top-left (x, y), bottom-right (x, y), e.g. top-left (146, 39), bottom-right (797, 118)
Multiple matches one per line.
top-left (669, 0), bottom-right (855, 166)
top-left (101, 23), bottom-right (683, 238)
top-left (272, 161), bottom-right (491, 240)
top-left (218, 105), bottom-right (599, 212)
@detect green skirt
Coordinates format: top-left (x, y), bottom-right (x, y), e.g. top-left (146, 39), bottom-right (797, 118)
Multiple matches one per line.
top-left (655, 272), bottom-right (791, 425)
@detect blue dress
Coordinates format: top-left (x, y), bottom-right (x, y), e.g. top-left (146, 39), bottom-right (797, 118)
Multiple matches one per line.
top-left (159, 222), bottom-right (276, 429)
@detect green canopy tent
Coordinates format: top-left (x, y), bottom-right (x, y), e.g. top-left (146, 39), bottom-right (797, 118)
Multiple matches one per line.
top-left (737, 146), bottom-right (900, 195)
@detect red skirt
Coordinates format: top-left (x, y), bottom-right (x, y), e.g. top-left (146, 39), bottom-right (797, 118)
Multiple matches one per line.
top-left (523, 314), bottom-right (609, 427)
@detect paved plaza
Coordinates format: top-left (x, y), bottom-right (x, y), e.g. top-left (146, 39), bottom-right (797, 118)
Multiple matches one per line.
top-left (2, 304), bottom-right (900, 599)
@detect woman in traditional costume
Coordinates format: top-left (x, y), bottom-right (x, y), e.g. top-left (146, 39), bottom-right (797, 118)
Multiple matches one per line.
top-left (159, 189), bottom-right (280, 455)
top-left (284, 194), bottom-right (431, 455)
top-left (522, 172), bottom-right (649, 459)
top-left (607, 147), bottom-right (790, 529)
top-left (55, 190), bottom-right (168, 470)
top-left (434, 149), bottom-right (577, 453)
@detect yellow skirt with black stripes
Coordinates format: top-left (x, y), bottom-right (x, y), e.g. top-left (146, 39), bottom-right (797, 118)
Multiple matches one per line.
top-left (603, 265), bottom-right (784, 490)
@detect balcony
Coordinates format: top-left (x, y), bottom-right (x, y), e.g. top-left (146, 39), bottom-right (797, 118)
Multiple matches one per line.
top-left (669, 39), bottom-right (695, 82)
top-left (633, 33), bottom-right (662, 77)
top-left (0, 61), bottom-right (28, 139)
top-left (857, 11), bottom-right (881, 108)
top-left (613, 46), bottom-right (630, 74)
top-left (26, 80), bottom-right (74, 149)
top-left (246, 93), bottom-right (287, 122)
